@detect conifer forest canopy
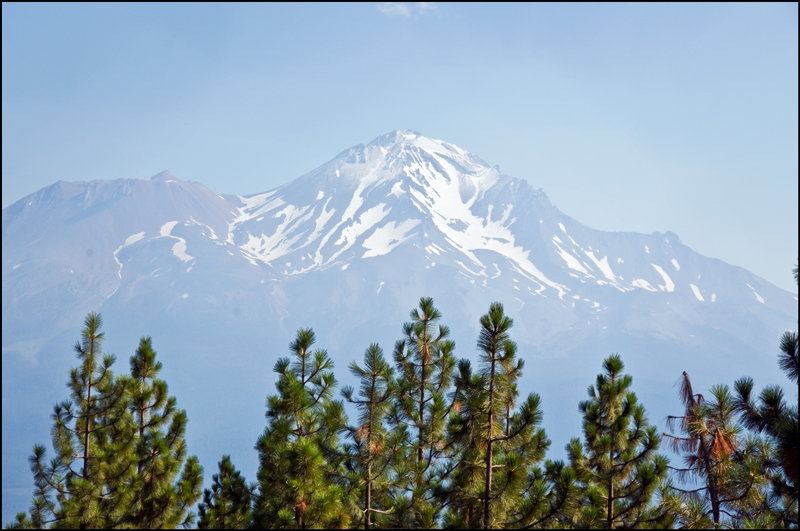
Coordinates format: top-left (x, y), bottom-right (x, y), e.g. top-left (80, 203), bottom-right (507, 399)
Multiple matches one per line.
top-left (6, 292), bottom-right (798, 529)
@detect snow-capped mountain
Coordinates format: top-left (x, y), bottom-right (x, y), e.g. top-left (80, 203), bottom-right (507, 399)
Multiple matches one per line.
top-left (2, 130), bottom-right (796, 523)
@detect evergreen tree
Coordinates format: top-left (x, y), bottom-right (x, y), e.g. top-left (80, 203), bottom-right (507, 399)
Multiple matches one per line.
top-left (253, 328), bottom-right (351, 529)
top-left (732, 332), bottom-right (799, 527)
top-left (393, 297), bottom-right (457, 466)
top-left (341, 343), bottom-right (397, 529)
top-left (662, 372), bottom-right (769, 527)
top-left (21, 312), bottom-right (136, 529)
top-left (491, 344), bottom-right (580, 529)
top-left (509, 459), bottom-right (582, 529)
top-left (389, 297), bottom-right (457, 527)
top-left (439, 305), bottom-right (573, 529)
top-left (438, 359), bottom-right (489, 528)
top-left (197, 455), bottom-right (253, 529)
top-left (567, 354), bottom-right (668, 528)
top-left (475, 303), bottom-right (527, 529)
top-left (8, 315), bottom-right (204, 529)
top-left (722, 263), bottom-right (799, 526)
top-left (126, 336), bottom-right (203, 528)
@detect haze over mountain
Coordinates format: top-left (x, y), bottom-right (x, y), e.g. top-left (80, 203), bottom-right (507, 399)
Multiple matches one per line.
top-left (2, 130), bottom-right (796, 523)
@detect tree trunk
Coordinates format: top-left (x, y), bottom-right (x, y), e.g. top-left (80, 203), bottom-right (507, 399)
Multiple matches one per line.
top-left (83, 382), bottom-right (92, 479)
top-left (138, 377), bottom-right (146, 474)
top-left (83, 334), bottom-right (95, 480)
top-left (81, 380), bottom-right (92, 530)
top-left (710, 478), bottom-right (720, 526)
top-left (296, 501), bottom-right (305, 530)
top-left (365, 464), bottom-right (371, 530)
top-left (418, 343), bottom-right (428, 464)
top-left (484, 352), bottom-right (496, 530)
top-left (80, 336), bottom-right (94, 530)
top-left (698, 429), bottom-right (719, 526)
top-left (366, 398), bottom-right (374, 530)
top-left (135, 376), bottom-right (147, 527)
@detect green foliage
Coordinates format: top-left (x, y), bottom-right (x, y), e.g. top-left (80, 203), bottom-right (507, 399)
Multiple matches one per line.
top-left (126, 336), bottom-right (204, 528)
top-left (778, 330), bottom-right (799, 384)
top-left (9, 290), bottom-right (800, 529)
top-left (341, 343), bottom-right (398, 529)
top-left (23, 312), bottom-right (137, 528)
top-left (730, 331), bottom-right (799, 527)
top-left (253, 328), bottom-right (353, 529)
top-left (438, 303), bottom-right (576, 529)
top-left (197, 455), bottom-right (253, 529)
top-left (568, 354), bottom-right (668, 528)
top-left (9, 314), bottom-right (202, 529)
top-left (663, 374), bottom-right (771, 527)
top-left (437, 359), bottom-right (488, 528)
top-left (388, 297), bottom-right (458, 527)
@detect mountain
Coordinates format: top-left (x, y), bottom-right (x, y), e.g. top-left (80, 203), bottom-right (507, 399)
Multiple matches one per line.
top-left (2, 130), bottom-right (797, 523)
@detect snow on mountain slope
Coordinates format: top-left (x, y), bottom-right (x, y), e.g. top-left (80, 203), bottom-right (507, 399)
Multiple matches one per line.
top-left (3, 130), bottom-right (796, 360)
top-left (202, 129), bottom-right (794, 348)
top-left (2, 131), bottom-right (797, 525)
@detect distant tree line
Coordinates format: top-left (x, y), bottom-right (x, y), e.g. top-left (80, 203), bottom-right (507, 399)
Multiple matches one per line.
top-left (7, 276), bottom-right (798, 529)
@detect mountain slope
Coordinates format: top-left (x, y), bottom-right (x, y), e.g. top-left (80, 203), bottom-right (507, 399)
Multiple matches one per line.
top-left (2, 130), bottom-right (796, 524)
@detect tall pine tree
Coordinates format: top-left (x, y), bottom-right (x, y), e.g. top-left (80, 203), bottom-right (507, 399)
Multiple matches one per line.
top-left (732, 331), bottom-right (799, 527)
top-left (17, 313), bottom-right (136, 529)
top-left (253, 328), bottom-right (352, 529)
top-left (441, 304), bottom-right (561, 529)
top-left (341, 343), bottom-right (398, 529)
top-left (126, 336), bottom-right (203, 528)
top-left (389, 297), bottom-right (457, 527)
top-left (438, 359), bottom-right (489, 528)
top-left (567, 354), bottom-right (668, 528)
top-left (664, 371), bottom-right (740, 527)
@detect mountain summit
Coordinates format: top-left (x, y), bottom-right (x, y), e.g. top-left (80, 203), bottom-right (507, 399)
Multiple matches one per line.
top-left (2, 130), bottom-right (797, 524)
top-left (150, 170), bottom-right (180, 181)
top-left (3, 129), bottom-right (795, 353)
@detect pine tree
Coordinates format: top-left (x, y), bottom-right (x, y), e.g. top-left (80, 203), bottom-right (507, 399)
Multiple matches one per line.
top-left (732, 332), bottom-right (799, 527)
top-left (662, 372), bottom-right (770, 527)
top-left (389, 297), bottom-right (457, 527)
top-left (489, 342), bottom-right (580, 529)
top-left (253, 328), bottom-right (351, 529)
top-left (341, 343), bottom-right (397, 529)
top-left (720, 263), bottom-right (799, 527)
top-left (439, 304), bottom-right (573, 529)
top-left (393, 297), bottom-right (457, 466)
top-left (475, 302), bottom-right (520, 529)
top-left (21, 313), bottom-right (136, 528)
top-left (509, 459), bottom-right (582, 529)
top-left (438, 359), bottom-right (489, 528)
top-left (197, 455), bottom-right (253, 529)
top-left (567, 354), bottom-right (668, 528)
top-left (126, 336), bottom-right (203, 528)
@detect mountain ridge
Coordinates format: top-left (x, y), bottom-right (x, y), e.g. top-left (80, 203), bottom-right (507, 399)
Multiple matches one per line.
top-left (3, 130), bottom-right (795, 350)
top-left (2, 130), bottom-right (796, 524)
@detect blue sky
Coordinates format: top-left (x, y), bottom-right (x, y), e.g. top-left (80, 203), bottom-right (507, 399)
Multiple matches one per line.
top-left (2, 3), bottom-right (797, 291)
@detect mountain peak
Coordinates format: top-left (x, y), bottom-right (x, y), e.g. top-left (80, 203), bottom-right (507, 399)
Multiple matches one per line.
top-left (367, 129), bottom-right (424, 147)
top-left (362, 130), bottom-right (485, 171)
top-left (150, 170), bottom-right (179, 181)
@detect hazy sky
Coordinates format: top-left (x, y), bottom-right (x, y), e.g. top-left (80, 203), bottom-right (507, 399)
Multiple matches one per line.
top-left (2, 3), bottom-right (797, 291)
